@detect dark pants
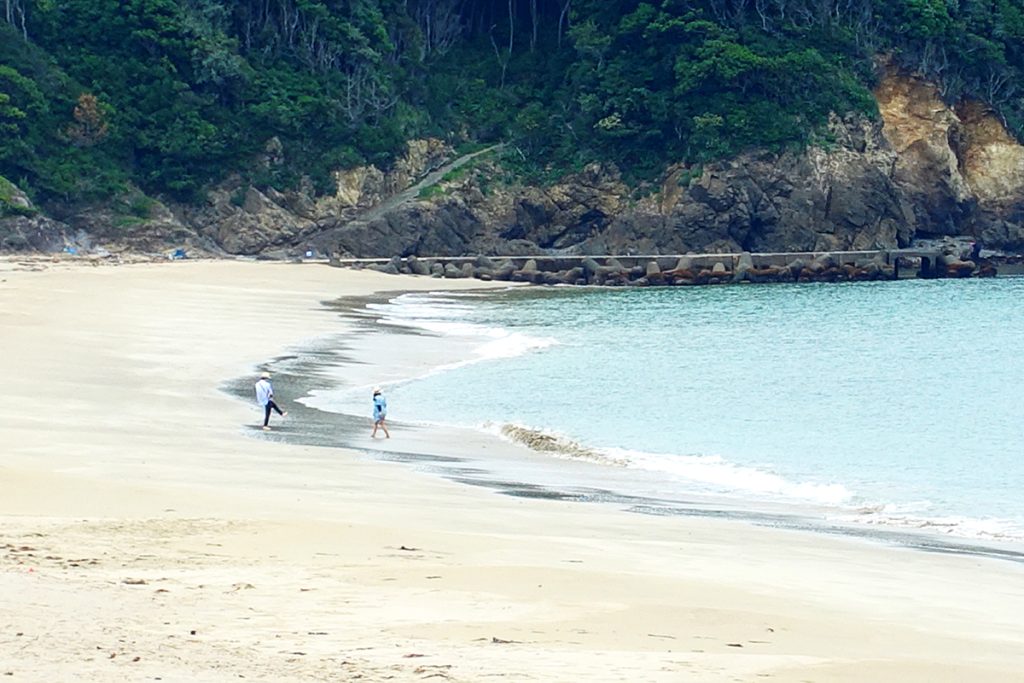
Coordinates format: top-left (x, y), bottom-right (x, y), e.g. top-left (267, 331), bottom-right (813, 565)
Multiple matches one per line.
top-left (264, 400), bottom-right (283, 426)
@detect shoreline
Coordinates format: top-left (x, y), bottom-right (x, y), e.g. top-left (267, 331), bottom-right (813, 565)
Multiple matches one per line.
top-left (3, 259), bottom-right (1024, 681)
top-left (248, 288), bottom-right (1024, 564)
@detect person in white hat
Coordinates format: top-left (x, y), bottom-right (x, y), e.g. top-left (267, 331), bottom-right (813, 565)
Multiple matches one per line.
top-left (254, 371), bottom-right (287, 430)
top-left (371, 386), bottom-right (389, 439)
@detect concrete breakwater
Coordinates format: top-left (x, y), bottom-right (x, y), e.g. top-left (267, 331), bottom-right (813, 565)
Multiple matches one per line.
top-left (331, 249), bottom-right (1000, 286)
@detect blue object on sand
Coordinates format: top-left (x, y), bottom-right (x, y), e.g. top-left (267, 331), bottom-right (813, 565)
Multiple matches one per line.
top-left (64, 246), bottom-right (78, 255)
top-left (172, 248), bottom-right (187, 259)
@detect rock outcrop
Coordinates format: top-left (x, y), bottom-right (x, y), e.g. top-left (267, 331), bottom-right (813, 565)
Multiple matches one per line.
top-left (299, 69), bottom-right (1024, 259)
top-left (0, 179), bottom-right (73, 251)
top-left (313, 112), bottom-right (917, 258)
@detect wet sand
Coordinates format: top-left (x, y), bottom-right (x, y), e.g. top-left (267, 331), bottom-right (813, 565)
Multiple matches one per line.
top-left (1, 258), bottom-right (1023, 682)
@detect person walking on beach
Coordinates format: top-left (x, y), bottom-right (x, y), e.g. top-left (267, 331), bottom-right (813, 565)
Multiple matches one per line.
top-left (371, 386), bottom-right (390, 439)
top-left (255, 371), bottom-right (287, 431)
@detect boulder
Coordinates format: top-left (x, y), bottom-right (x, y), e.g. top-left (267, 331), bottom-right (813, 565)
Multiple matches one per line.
top-left (474, 254), bottom-right (496, 269)
top-left (443, 263), bottom-right (463, 278)
top-left (944, 258), bottom-right (976, 277)
top-left (407, 255), bottom-right (431, 275)
top-left (543, 272), bottom-right (564, 285)
top-left (368, 263), bottom-right (400, 275)
top-left (606, 257), bottom-right (627, 273)
top-left (430, 262), bottom-right (445, 277)
top-left (563, 266), bottom-right (584, 282)
top-left (0, 214), bottom-right (72, 252)
top-left (494, 261), bottom-right (516, 280)
top-left (810, 253), bottom-right (837, 273)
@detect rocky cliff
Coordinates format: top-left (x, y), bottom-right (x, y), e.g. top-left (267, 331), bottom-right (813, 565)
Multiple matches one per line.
top-left (3, 69), bottom-right (1024, 259)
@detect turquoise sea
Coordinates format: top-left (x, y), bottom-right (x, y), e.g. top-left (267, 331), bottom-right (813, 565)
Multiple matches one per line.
top-left (328, 278), bottom-right (1024, 543)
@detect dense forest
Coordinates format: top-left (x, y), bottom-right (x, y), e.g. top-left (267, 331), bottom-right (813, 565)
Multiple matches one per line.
top-left (1, 0), bottom-right (1023, 209)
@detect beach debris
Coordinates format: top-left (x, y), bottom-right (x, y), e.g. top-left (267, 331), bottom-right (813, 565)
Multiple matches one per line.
top-left (122, 578), bottom-right (148, 585)
top-left (307, 631), bottom-right (328, 636)
top-left (403, 653), bottom-right (426, 658)
top-left (399, 545), bottom-right (419, 552)
top-left (647, 633), bottom-right (676, 639)
top-left (490, 637), bottom-right (518, 644)
top-left (726, 643), bottom-right (744, 648)
top-left (499, 424), bottom-right (627, 466)
top-left (228, 582), bottom-right (255, 591)
top-left (412, 665), bottom-right (452, 677)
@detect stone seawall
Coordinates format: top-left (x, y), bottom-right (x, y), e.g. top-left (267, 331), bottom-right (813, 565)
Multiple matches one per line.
top-left (333, 249), bottom-right (999, 286)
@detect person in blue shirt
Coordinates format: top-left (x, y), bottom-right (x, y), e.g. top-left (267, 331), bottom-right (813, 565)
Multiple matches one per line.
top-left (371, 386), bottom-right (390, 438)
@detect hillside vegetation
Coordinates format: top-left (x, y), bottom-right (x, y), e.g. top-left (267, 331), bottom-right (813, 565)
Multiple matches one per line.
top-left (1, 0), bottom-right (1022, 206)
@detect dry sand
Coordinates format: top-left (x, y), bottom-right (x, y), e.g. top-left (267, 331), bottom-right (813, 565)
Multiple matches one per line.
top-left (1, 258), bottom-right (1022, 682)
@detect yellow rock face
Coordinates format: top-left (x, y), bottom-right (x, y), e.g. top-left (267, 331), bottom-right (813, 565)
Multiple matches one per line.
top-left (875, 67), bottom-right (1024, 209)
top-left (874, 69), bottom-right (971, 203)
top-left (874, 69), bottom-right (958, 155)
top-left (955, 100), bottom-right (1024, 206)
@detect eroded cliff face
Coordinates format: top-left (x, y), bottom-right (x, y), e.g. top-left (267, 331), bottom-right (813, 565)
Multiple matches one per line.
top-left (874, 68), bottom-right (1024, 247)
top-left (959, 99), bottom-right (1024, 250)
top-left (312, 69), bottom-right (1024, 258)
top-left (874, 69), bottom-right (972, 235)
top-left (178, 137), bottom-right (451, 255)
top-left (319, 113), bottom-right (917, 257)
top-left (331, 138), bottom-right (448, 210)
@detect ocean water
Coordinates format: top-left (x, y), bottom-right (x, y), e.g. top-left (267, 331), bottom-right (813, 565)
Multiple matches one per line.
top-left (333, 278), bottom-right (1024, 542)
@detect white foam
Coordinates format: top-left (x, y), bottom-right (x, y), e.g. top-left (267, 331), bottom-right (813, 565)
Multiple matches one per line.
top-left (602, 447), bottom-right (853, 506)
top-left (374, 293), bottom-right (558, 363)
top-left (304, 294), bottom-right (557, 412)
top-left (831, 506), bottom-right (1024, 542)
top-left (474, 331), bottom-right (557, 360)
top-left (487, 422), bottom-right (852, 506)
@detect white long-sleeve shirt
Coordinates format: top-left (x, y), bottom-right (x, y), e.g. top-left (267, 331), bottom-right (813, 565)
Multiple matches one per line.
top-left (254, 379), bottom-right (273, 406)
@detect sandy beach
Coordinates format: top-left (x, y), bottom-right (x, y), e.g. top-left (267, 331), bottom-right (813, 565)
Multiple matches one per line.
top-left (2, 258), bottom-right (1023, 682)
